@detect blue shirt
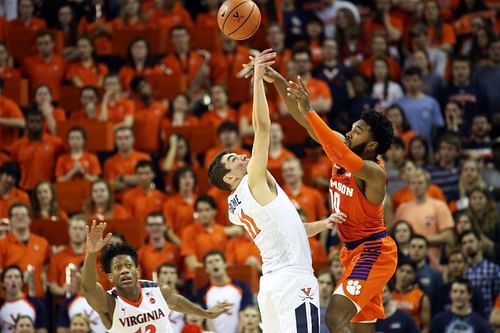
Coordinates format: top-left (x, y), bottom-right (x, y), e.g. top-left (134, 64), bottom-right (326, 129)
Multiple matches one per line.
top-left (375, 308), bottom-right (419, 333)
top-left (430, 310), bottom-right (492, 333)
top-left (396, 95), bottom-right (444, 144)
top-left (465, 259), bottom-right (500, 316)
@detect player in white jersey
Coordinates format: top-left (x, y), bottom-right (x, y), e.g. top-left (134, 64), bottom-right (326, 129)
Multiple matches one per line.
top-left (81, 221), bottom-right (232, 333)
top-left (208, 49), bottom-right (343, 333)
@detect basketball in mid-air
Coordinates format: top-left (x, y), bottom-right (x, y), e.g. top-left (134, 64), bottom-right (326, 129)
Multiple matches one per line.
top-left (217, 0), bottom-right (261, 40)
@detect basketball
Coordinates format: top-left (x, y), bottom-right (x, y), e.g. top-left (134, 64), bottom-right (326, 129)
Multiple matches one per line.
top-left (217, 0), bottom-right (261, 40)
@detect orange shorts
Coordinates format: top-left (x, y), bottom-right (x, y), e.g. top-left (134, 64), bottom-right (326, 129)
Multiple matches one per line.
top-left (333, 234), bottom-right (398, 323)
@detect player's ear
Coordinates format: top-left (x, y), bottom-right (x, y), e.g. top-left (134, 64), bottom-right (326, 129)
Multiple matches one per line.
top-left (107, 273), bottom-right (113, 282)
top-left (366, 141), bottom-right (379, 153)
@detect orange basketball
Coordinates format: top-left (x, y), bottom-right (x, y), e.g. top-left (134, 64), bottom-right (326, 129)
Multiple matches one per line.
top-left (217, 0), bottom-right (261, 40)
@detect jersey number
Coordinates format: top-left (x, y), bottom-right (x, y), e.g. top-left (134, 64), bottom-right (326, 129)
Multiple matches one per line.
top-left (134, 324), bottom-right (156, 333)
top-left (330, 190), bottom-right (341, 212)
top-left (239, 210), bottom-right (261, 239)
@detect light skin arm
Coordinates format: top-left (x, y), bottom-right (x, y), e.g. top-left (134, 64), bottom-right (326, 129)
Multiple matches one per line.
top-left (310, 96), bottom-right (332, 114)
top-left (0, 117), bottom-right (25, 128)
top-left (48, 281), bottom-right (66, 297)
top-left (113, 115), bottom-right (133, 130)
top-left (162, 134), bottom-right (178, 172)
top-left (184, 255), bottom-right (202, 273)
top-left (167, 229), bottom-right (181, 246)
top-left (490, 306), bottom-right (500, 330)
top-left (426, 229), bottom-right (453, 246)
top-left (421, 295), bottom-right (431, 333)
top-left (303, 212), bottom-right (346, 237)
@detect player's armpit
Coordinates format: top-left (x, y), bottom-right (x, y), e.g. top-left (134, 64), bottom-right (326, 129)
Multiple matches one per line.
top-left (352, 161), bottom-right (387, 204)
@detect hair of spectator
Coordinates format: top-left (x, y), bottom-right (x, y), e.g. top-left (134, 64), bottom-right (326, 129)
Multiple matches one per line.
top-left (156, 262), bottom-right (179, 277)
top-left (203, 249), bottom-right (226, 265)
top-left (397, 258), bottom-right (418, 272)
top-left (135, 159), bottom-right (154, 172)
top-left (130, 75), bottom-right (147, 93)
top-left (172, 166), bottom-right (197, 193)
top-left (360, 110), bottom-right (394, 154)
top-left (25, 108), bottom-right (44, 120)
top-left (410, 167), bottom-right (432, 186)
top-left (127, 37), bottom-right (155, 68)
top-left (207, 150), bottom-right (233, 192)
top-left (447, 248), bottom-right (466, 262)
top-left (195, 194), bottom-right (217, 211)
top-left (68, 126), bottom-right (87, 141)
top-left (100, 242), bottom-right (138, 274)
top-left (403, 66), bottom-right (423, 79)
top-left (170, 24), bottom-right (188, 37)
top-left (14, 315), bottom-right (34, 329)
top-left (68, 214), bottom-right (87, 228)
top-left (32, 181), bottom-right (60, 219)
top-left (386, 104), bottom-right (412, 132)
top-left (292, 45), bottom-right (312, 61)
top-left (217, 121), bottom-right (239, 136)
top-left (391, 137), bottom-right (405, 150)
top-left (458, 229), bottom-right (481, 244)
top-left (450, 277), bottom-right (473, 294)
top-left (36, 30), bottom-right (54, 41)
top-left (1, 264), bottom-right (23, 282)
top-left (8, 201), bottom-right (30, 219)
top-left (0, 161), bottom-right (21, 183)
top-left (438, 132), bottom-right (461, 151)
top-left (114, 126), bottom-right (133, 135)
top-left (389, 220), bottom-right (415, 241)
top-left (317, 268), bottom-right (335, 284)
top-left (410, 234), bottom-right (429, 247)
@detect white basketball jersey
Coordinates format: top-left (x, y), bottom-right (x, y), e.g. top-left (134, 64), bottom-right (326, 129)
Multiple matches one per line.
top-left (167, 310), bottom-right (184, 333)
top-left (68, 296), bottom-right (106, 333)
top-left (228, 174), bottom-right (312, 274)
top-left (0, 299), bottom-right (36, 333)
top-left (107, 280), bottom-right (174, 333)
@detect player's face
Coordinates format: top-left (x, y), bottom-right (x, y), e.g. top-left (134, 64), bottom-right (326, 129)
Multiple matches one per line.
top-left (110, 255), bottom-right (139, 288)
top-left (158, 267), bottom-right (178, 287)
top-left (450, 283), bottom-right (470, 306)
top-left (204, 254), bottom-right (226, 277)
top-left (240, 307), bottom-right (260, 330)
top-left (3, 268), bottom-right (23, 294)
top-left (409, 239), bottom-right (427, 262)
top-left (447, 253), bottom-right (466, 278)
top-left (345, 120), bottom-right (374, 156)
top-left (222, 153), bottom-right (249, 183)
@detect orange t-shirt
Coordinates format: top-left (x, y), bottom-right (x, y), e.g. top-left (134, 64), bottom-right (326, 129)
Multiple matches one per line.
top-left (309, 237), bottom-right (328, 269)
top-left (77, 18), bottom-right (113, 56)
top-left (110, 18), bottom-right (147, 31)
top-left (0, 233), bottom-right (50, 298)
top-left (495, 294), bottom-right (500, 309)
top-left (358, 56), bottom-right (401, 82)
top-left (274, 49), bottom-right (292, 77)
top-left (392, 288), bottom-right (425, 327)
top-left (180, 222), bottom-right (227, 261)
top-left (163, 193), bottom-right (196, 238)
top-left (392, 184), bottom-right (447, 211)
top-left (133, 100), bottom-right (168, 152)
top-left (0, 188), bottom-right (30, 218)
top-left (427, 24), bottom-right (456, 48)
top-left (55, 152), bottom-right (102, 180)
top-left (363, 15), bottom-right (404, 43)
top-left (65, 62), bottom-right (108, 87)
top-left (22, 55), bottom-right (66, 101)
top-left (43, 107), bottom-right (66, 134)
top-left (122, 187), bottom-right (167, 223)
top-left (284, 184), bottom-right (328, 222)
top-left (210, 45), bottom-right (251, 85)
top-left (0, 96), bottom-right (23, 150)
top-left (8, 17), bottom-right (47, 32)
top-left (138, 242), bottom-right (180, 280)
top-left (0, 66), bottom-right (21, 80)
top-left (225, 234), bottom-right (261, 266)
top-left (208, 187), bottom-right (230, 226)
top-left (268, 149), bottom-right (296, 170)
top-left (161, 51), bottom-right (205, 88)
top-left (119, 65), bottom-right (163, 92)
top-left (99, 98), bottom-right (134, 125)
top-left (148, 3), bottom-right (194, 31)
top-left (204, 146), bottom-right (250, 169)
top-left (161, 116), bottom-right (200, 132)
top-left (47, 247), bottom-right (85, 287)
top-left (103, 150), bottom-right (150, 181)
top-left (10, 134), bottom-right (63, 190)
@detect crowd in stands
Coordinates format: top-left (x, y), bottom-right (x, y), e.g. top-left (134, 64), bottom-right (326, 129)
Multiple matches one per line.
top-left (0, 0), bottom-right (500, 332)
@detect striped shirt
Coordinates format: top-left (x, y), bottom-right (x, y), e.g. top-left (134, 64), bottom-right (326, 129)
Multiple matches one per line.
top-left (464, 259), bottom-right (500, 315)
top-left (427, 164), bottom-right (460, 202)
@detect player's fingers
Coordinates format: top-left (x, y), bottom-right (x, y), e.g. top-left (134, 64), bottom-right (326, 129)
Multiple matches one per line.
top-left (297, 76), bottom-right (309, 92)
top-left (103, 232), bottom-right (112, 244)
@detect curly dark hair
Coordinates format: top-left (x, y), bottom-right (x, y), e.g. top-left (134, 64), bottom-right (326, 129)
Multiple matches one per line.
top-left (361, 110), bottom-right (394, 155)
top-left (100, 243), bottom-right (138, 274)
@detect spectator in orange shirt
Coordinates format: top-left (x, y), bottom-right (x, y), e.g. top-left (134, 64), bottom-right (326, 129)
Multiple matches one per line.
top-left (149, 0), bottom-right (194, 33)
top-left (181, 195), bottom-right (228, 278)
top-left (70, 86), bottom-right (100, 120)
top-left (122, 160), bottom-right (167, 223)
top-left (103, 126), bottom-right (150, 192)
top-left (363, 0), bottom-right (403, 43)
top-left (10, 110), bottom-right (63, 191)
top-left (31, 181), bottom-right (68, 222)
top-left (77, 6), bottom-right (113, 57)
top-left (0, 162), bottom-right (30, 218)
top-left (162, 25), bottom-right (210, 93)
top-left (160, 134), bottom-right (200, 192)
top-left (8, 0), bottom-right (47, 32)
top-left (65, 37), bottom-right (108, 88)
top-left (47, 215), bottom-right (86, 298)
top-left (224, 232), bottom-right (261, 270)
top-left (0, 202), bottom-right (50, 298)
top-left (22, 31), bottom-right (66, 101)
top-left (55, 127), bottom-right (101, 182)
top-left (292, 46), bottom-right (332, 114)
top-left (0, 79), bottom-right (24, 151)
top-left (204, 121), bottom-right (250, 169)
top-left (163, 166), bottom-right (198, 245)
top-left (99, 74), bottom-right (134, 129)
top-left (0, 43), bottom-right (21, 79)
top-left (268, 123), bottom-right (295, 170)
top-left (161, 93), bottom-right (199, 129)
top-left (385, 105), bottom-right (417, 149)
top-left (195, 0), bottom-right (219, 29)
top-left (82, 179), bottom-right (130, 221)
top-left (138, 212), bottom-right (180, 280)
top-left (422, 0), bottom-right (456, 53)
top-left (210, 33), bottom-right (251, 85)
top-left (129, 76), bottom-right (168, 152)
top-left (119, 38), bottom-right (163, 92)
top-left (282, 158), bottom-right (328, 222)
top-left (265, 23), bottom-right (292, 75)
top-left (359, 33), bottom-right (401, 82)
top-left (111, 0), bottom-right (147, 30)
top-left (201, 85), bottom-right (239, 129)
top-left (33, 85), bottom-right (66, 135)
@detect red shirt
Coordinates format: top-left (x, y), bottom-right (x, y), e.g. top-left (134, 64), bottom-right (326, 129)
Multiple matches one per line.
top-left (22, 54), bottom-right (66, 101)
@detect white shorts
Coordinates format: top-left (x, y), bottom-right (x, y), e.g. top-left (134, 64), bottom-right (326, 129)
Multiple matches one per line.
top-left (257, 268), bottom-right (320, 333)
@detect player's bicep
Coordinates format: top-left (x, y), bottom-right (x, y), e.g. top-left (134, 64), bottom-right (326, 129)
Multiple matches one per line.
top-left (83, 282), bottom-right (114, 313)
top-left (352, 161), bottom-right (387, 204)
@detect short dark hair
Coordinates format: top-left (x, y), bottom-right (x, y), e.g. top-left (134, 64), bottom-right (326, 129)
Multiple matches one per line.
top-left (292, 45), bottom-right (312, 60)
top-left (397, 258), bottom-right (417, 272)
top-left (172, 166), bottom-right (197, 193)
top-left (68, 127), bottom-right (87, 141)
top-left (452, 55), bottom-right (471, 65)
top-left (450, 277), bottom-right (472, 294)
top-left (156, 262), bottom-right (178, 276)
top-left (36, 30), bottom-right (53, 40)
top-left (203, 249), bottom-right (226, 265)
top-left (391, 137), bottom-right (405, 150)
top-left (130, 75), bottom-right (147, 93)
top-left (361, 110), bottom-right (394, 155)
top-left (114, 126), bottom-right (133, 135)
top-left (447, 248), bottom-right (466, 261)
top-left (0, 161), bottom-right (21, 183)
top-left (195, 194), bottom-right (217, 210)
top-left (438, 132), bottom-right (461, 151)
top-left (410, 234), bottom-right (429, 247)
top-left (459, 229), bottom-right (481, 243)
top-left (100, 243), bottom-right (138, 274)
top-left (217, 121), bottom-right (239, 135)
top-left (25, 108), bottom-right (44, 120)
top-left (207, 150), bottom-right (232, 191)
top-left (135, 159), bottom-right (154, 172)
top-left (1, 264), bottom-right (23, 282)
top-left (8, 202), bottom-right (30, 218)
top-left (0, 79), bottom-right (4, 89)
top-left (403, 66), bottom-right (422, 79)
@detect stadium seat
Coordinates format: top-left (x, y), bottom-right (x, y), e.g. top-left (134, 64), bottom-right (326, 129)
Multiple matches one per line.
top-left (161, 125), bottom-right (217, 154)
top-left (56, 120), bottom-right (115, 152)
top-left (55, 180), bottom-right (92, 214)
top-left (6, 29), bottom-right (36, 61)
top-left (59, 85), bottom-right (83, 112)
top-left (107, 218), bottom-right (145, 249)
top-left (3, 77), bottom-right (29, 107)
top-left (194, 167), bottom-right (210, 194)
top-left (194, 265), bottom-right (260, 293)
top-left (146, 74), bottom-right (185, 101)
top-left (190, 27), bottom-right (222, 52)
top-left (227, 75), bottom-right (250, 104)
top-left (278, 116), bottom-right (309, 145)
top-left (31, 218), bottom-right (70, 246)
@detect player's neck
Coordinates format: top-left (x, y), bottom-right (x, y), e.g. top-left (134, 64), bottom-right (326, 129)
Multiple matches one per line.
top-left (116, 285), bottom-right (141, 301)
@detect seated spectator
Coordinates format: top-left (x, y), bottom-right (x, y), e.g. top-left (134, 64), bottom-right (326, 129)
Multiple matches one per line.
top-left (483, 138), bottom-right (500, 205)
top-left (315, 0), bottom-right (360, 39)
top-left (195, 250), bottom-right (253, 333)
top-left (391, 260), bottom-right (431, 332)
top-left (162, 93), bottom-right (199, 128)
top-left (461, 230), bottom-right (500, 316)
top-left (375, 285), bottom-right (419, 333)
top-left (384, 137), bottom-right (407, 195)
top-left (195, 0), bottom-right (218, 29)
top-left (345, 73), bottom-right (380, 126)
top-left (469, 26), bottom-right (495, 66)
top-left (8, 0), bottom-right (46, 32)
top-left (237, 306), bottom-right (262, 333)
top-left (76, 3), bottom-right (113, 57)
top-left (453, 212), bottom-right (484, 249)
top-left (13, 316), bottom-right (36, 333)
top-left (103, 126), bottom-right (150, 192)
top-left (163, 166), bottom-right (198, 246)
top-left (389, 220), bottom-right (415, 262)
top-left (359, 33), bottom-right (401, 82)
top-left (0, 161), bottom-right (30, 218)
top-left (440, 101), bottom-right (468, 138)
top-left (265, 23), bottom-right (292, 75)
top-left (371, 58), bottom-right (404, 109)
top-left (455, 159), bottom-right (485, 211)
top-left (317, 270), bottom-right (334, 333)
top-left (0, 203), bottom-right (50, 298)
top-left (491, 294), bottom-right (500, 331)
top-left (0, 43), bottom-right (21, 79)
top-left (408, 135), bottom-right (433, 169)
top-left (119, 38), bottom-right (163, 92)
top-left (122, 160), bottom-right (167, 222)
top-left (70, 86), bottom-right (100, 120)
top-left (22, 31), bottom-right (66, 101)
top-left (111, 0), bottom-right (147, 30)
top-left (148, 0), bottom-right (194, 33)
top-left (65, 36), bottom-right (108, 88)
top-left (268, 123), bottom-right (295, 170)
top-left (201, 85), bottom-right (238, 129)
top-left (204, 122), bottom-right (250, 169)
top-left (99, 74), bottom-right (134, 129)
top-left (462, 113), bottom-right (493, 160)
top-left (210, 33), bottom-right (251, 85)
top-left (363, 0), bottom-right (403, 44)
top-left (11, 110), bottom-right (63, 191)
top-left (430, 278), bottom-right (492, 333)
top-left (155, 263), bottom-right (185, 331)
top-left (82, 179), bottom-right (129, 221)
top-left (31, 181), bottom-right (68, 221)
top-left (55, 127), bottom-right (100, 182)
top-left (33, 84), bottom-right (66, 135)
top-left (138, 212), bottom-right (179, 280)
top-left (0, 266), bottom-right (48, 333)
top-left (411, 49), bottom-right (447, 99)
top-left (47, 216), bottom-right (86, 298)
top-left (422, 0), bottom-right (456, 53)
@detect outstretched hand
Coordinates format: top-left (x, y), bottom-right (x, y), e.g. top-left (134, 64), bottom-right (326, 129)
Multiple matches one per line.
top-left (86, 220), bottom-right (112, 254)
top-left (325, 212), bottom-right (347, 229)
top-left (205, 301), bottom-right (234, 319)
top-left (253, 49), bottom-right (276, 81)
top-left (286, 76), bottom-right (313, 114)
top-left (238, 51), bottom-right (278, 83)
